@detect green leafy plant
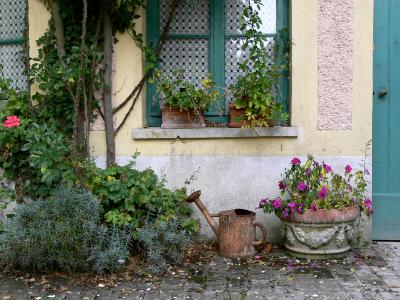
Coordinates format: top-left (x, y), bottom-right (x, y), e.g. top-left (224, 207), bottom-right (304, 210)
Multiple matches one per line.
top-left (229, 0), bottom-right (288, 127)
top-left (0, 186), bottom-right (131, 273)
top-left (156, 69), bottom-right (220, 114)
top-left (137, 219), bottom-right (193, 274)
top-left (81, 158), bottom-right (200, 234)
top-left (259, 155), bottom-right (372, 217)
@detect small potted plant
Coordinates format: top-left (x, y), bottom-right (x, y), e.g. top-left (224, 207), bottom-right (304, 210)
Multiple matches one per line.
top-left (228, 1), bottom-right (288, 128)
top-left (156, 70), bottom-right (220, 129)
top-left (259, 155), bottom-right (372, 259)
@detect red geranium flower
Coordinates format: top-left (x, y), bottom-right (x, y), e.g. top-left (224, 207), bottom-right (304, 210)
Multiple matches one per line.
top-left (3, 116), bottom-right (21, 128)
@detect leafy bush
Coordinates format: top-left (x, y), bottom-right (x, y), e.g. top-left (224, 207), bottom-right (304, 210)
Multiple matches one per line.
top-left (138, 220), bottom-right (192, 274)
top-left (82, 159), bottom-right (200, 233)
top-left (0, 186), bottom-right (130, 273)
top-left (156, 69), bottom-right (220, 113)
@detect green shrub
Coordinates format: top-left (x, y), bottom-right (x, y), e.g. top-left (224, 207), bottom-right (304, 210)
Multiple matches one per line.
top-left (0, 186), bottom-right (130, 273)
top-left (137, 220), bottom-right (192, 274)
top-left (82, 159), bottom-right (200, 234)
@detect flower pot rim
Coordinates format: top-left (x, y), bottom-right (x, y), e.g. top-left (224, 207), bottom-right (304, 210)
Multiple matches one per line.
top-left (280, 206), bottom-right (360, 224)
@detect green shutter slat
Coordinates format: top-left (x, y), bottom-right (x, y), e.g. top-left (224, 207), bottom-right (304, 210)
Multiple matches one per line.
top-left (207, 0), bottom-right (227, 121)
top-left (0, 38), bottom-right (25, 46)
top-left (276, 0), bottom-right (290, 120)
top-left (146, 0), bottom-right (162, 127)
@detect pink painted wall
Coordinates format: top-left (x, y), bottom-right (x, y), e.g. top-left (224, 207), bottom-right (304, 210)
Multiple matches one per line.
top-left (317, 0), bottom-right (354, 130)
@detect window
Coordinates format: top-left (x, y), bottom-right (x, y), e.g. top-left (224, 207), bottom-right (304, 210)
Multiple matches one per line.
top-left (0, 0), bottom-right (28, 89)
top-left (146, 0), bottom-right (289, 127)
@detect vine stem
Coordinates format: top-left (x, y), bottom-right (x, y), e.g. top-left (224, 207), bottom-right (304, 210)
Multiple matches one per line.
top-left (114, 0), bottom-right (181, 134)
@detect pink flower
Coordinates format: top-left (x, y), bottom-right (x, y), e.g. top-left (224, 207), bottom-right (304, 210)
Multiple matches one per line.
top-left (305, 168), bottom-right (311, 177)
top-left (297, 182), bottom-right (308, 192)
top-left (345, 164), bottom-right (352, 174)
top-left (291, 157), bottom-right (301, 165)
top-left (3, 115), bottom-right (21, 128)
top-left (278, 181), bottom-right (287, 190)
top-left (310, 202), bottom-right (318, 211)
top-left (272, 198), bottom-right (282, 209)
top-left (258, 198), bottom-right (268, 208)
top-left (282, 208), bottom-right (289, 218)
top-left (288, 202), bottom-right (296, 213)
top-left (318, 187), bottom-right (328, 199)
top-left (363, 198), bottom-right (373, 214)
top-left (323, 163), bottom-right (332, 173)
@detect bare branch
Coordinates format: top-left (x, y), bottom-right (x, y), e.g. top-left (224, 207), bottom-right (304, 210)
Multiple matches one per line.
top-left (112, 0), bottom-right (180, 115)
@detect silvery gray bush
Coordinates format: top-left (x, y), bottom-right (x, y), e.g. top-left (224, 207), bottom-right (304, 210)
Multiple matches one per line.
top-left (0, 186), bottom-right (130, 273)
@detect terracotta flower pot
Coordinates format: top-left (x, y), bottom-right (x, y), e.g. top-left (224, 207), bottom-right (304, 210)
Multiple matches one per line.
top-left (161, 106), bottom-right (206, 129)
top-left (228, 103), bottom-right (275, 128)
top-left (280, 206), bottom-right (360, 259)
top-left (228, 104), bottom-right (246, 128)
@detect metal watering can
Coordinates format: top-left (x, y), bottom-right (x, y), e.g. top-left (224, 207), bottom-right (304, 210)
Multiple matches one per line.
top-left (187, 191), bottom-right (267, 258)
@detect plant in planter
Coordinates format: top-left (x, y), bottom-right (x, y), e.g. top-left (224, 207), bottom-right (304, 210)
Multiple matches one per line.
top-left (156, 70), bottom-right (220, 128)
top-left (259, 155), bottom-right (372, 259)
top-left (228, 0), bottom-right (288, 128)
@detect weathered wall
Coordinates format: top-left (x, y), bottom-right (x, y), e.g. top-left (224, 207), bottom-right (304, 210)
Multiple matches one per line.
top-left (28, 0), bottom-right (374, 242)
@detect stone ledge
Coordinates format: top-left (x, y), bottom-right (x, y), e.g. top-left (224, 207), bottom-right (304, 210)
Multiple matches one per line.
top-left (132, 126), bottom-right (299, 140)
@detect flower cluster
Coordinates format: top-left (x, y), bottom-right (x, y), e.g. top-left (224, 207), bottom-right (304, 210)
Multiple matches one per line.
top-left (259, 155), bottom-right (372, 217)
top-left (2, 115), bottom-right (21, 128)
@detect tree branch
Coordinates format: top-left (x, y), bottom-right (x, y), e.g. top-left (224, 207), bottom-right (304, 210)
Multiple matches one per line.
top-left (112, 0), bottom-right (180, 116)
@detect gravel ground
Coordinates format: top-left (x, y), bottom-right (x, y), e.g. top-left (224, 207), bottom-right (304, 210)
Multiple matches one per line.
top-left (1, 242), bottom-right (400, 300)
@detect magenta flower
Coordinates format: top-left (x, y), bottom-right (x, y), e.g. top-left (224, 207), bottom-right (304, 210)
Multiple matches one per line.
top-left (278, 181), bottom-right (287, 190)
top-left (288, 202), bottom-right (296, 213)
top-left (297, 182), bottom-right (308, 192)
top-left (3, 115), bottom-right (21, 128)
top-left (310, 202), bottom-right (318, 211)
top-left (318, 186), bottom-right (328, 199)
top-left (323, 163), bottom-right (332, 173)
top-left (345, 164), bottom-right (352, 174)
top-left (305, 168), bottom-right (311, 177)
top-left (258, 198), bottom-right (268, 208)
top-left (364, 198), bottom-right (373, 214)
top-left (296, 203), bottom-right (304, 213)
top-left (282, 208), bottom-right (289, 218)
top-left (291, 157), bottom-right (301, 165)
top-left (272, 198), bottom-right (282, 209)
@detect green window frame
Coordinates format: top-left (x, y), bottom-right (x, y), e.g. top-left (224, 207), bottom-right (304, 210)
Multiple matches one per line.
top-left (146, 0), bottom-right (289, 127)
top-left (0, 0), bottom-right (28, 110)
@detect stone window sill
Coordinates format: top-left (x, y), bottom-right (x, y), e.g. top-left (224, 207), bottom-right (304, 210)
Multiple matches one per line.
top-left (132, 126), bottom-right (299, 140)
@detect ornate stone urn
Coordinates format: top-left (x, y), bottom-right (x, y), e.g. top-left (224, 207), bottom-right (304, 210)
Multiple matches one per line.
top-left (280, 206), bottom-right (360, 259)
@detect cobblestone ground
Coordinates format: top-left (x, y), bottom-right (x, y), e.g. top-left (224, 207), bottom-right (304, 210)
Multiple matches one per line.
top-left (1, 242), bottom-right (400, 300)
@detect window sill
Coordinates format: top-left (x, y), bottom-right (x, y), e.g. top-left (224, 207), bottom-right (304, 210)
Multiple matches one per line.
top-left (132, 126), bottom-right (299, 140)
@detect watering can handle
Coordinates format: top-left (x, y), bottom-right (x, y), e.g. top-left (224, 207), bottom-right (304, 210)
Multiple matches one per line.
top-left (253, 222), bottom-right (267, 246)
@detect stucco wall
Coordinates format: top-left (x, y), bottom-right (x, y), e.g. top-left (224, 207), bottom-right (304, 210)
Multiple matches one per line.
top-left (27, 0), bottom-right (374, 242)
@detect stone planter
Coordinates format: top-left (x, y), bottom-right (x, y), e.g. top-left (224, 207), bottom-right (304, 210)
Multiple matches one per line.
top-left (161, 107), bottom-right (206, 129)
top-left (280, 206), bottom-right (360, 259)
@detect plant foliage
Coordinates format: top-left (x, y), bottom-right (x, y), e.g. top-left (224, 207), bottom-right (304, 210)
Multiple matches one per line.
top-left (156, 69), bottom-right (221, 113)
top-left (259, 156), bottom-right (372, 217)
top-left (0, 186), bottom-right (131, 273)
top-left (138, 219), bottom-right (192, 274)
top-left (82, 158), bottom-right (200, 233)
top-left (229, 0), bottom-right (288, 127)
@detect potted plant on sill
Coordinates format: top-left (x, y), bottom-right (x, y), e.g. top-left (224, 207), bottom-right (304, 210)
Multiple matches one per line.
top-left (228, 1), bottom-right (288, 128)
top-left (156, 70), bottom-right (220, 129)
top-left (259, 155), bottom-right (372, 259)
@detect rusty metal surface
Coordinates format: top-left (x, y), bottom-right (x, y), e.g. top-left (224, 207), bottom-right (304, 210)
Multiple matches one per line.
top-left (186, 191), bottom-right (267, 258)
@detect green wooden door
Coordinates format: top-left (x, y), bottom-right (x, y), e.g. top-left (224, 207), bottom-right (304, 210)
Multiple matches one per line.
top-left (373, 0), bottom-right (400, 240)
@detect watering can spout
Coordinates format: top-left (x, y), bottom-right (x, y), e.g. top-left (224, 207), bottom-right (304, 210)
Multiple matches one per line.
top-left (186, 190), bottom-right (219, 237)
